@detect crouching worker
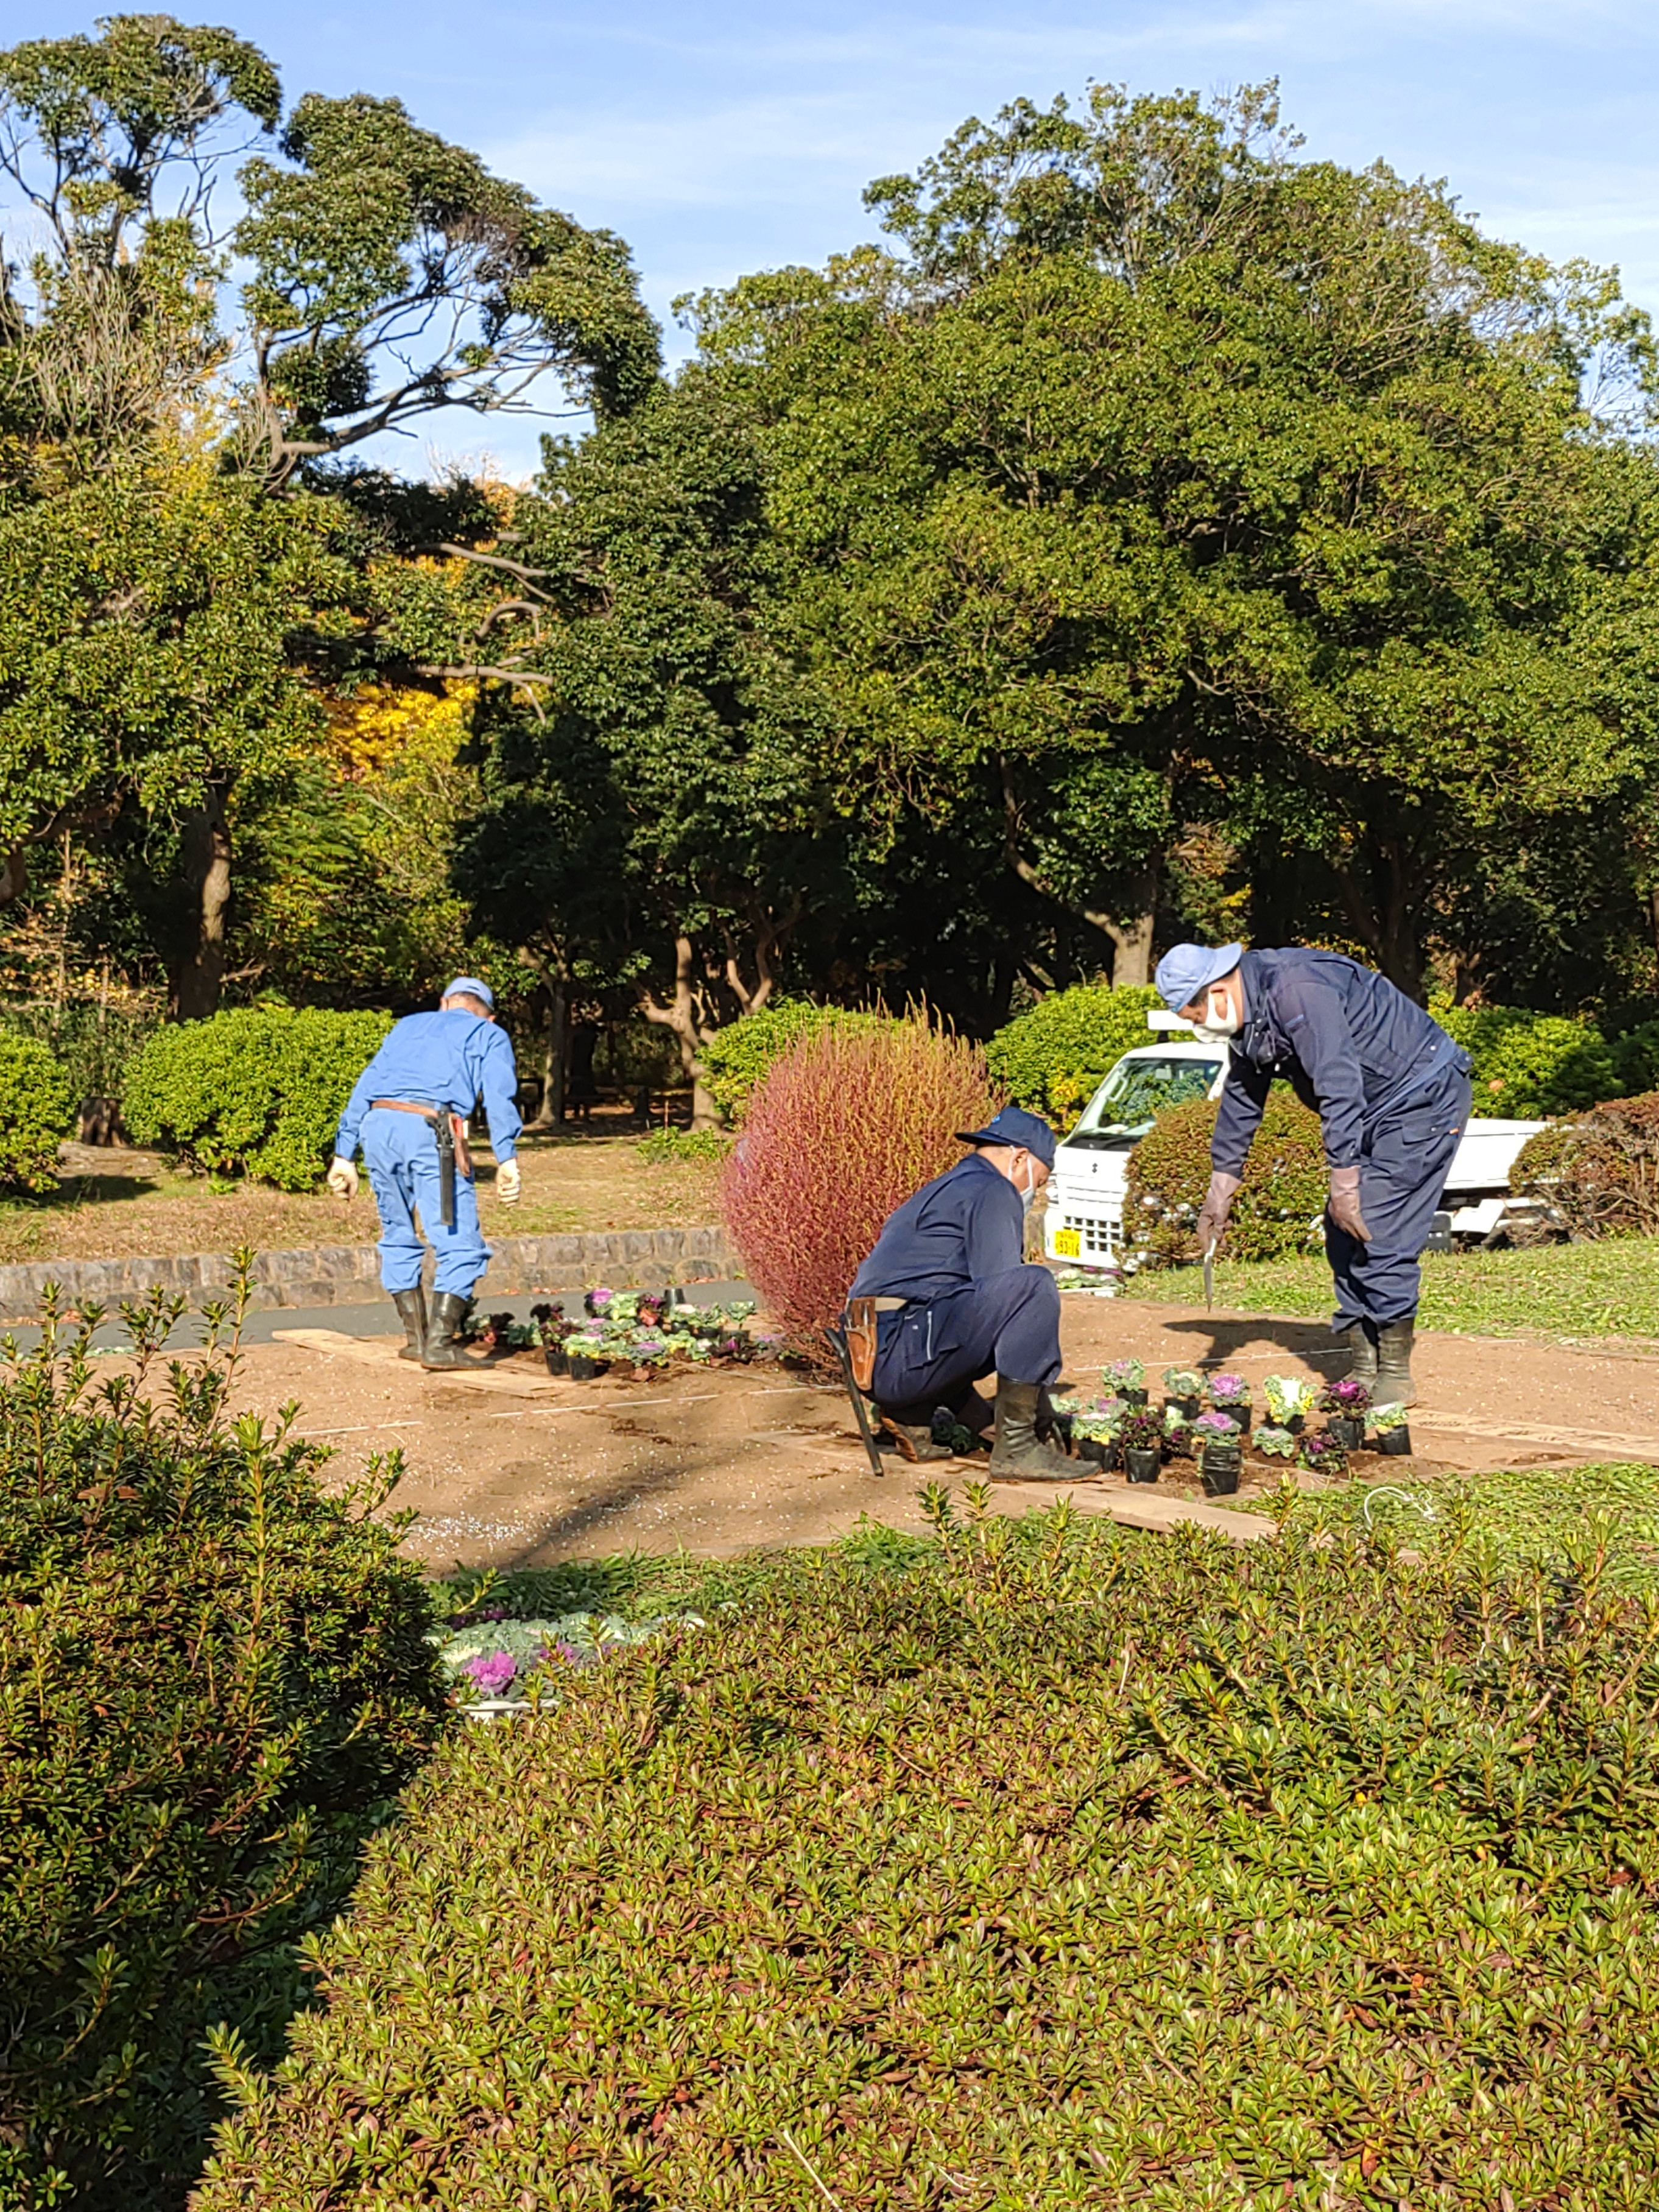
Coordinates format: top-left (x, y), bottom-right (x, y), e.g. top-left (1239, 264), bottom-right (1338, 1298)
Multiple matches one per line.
top-left (845, 1106), bottom-right (1074, 1481)
top-left (326, 977), bottom-right (523, 1369)
top-left (1155, 942), bottom-right (1473, 1408)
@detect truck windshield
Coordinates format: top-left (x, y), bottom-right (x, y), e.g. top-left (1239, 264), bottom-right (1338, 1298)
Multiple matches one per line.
top-left (1073, 1054), bottom-right (1223, 1139)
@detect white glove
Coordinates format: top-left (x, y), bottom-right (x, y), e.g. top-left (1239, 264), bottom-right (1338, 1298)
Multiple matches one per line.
top-left (326, 1154), bottom-right (359, 1200)
top-left (496, 1158), bottom-right (522, 1205)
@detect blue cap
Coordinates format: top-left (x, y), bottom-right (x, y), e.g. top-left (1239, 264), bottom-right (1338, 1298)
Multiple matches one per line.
top-left (956, 1105), bottom-right (1057, 1171)
top-left (1155, 942), bottom-right (1242, 1015)
top-left (442, 976), bottom-right (495, 1010)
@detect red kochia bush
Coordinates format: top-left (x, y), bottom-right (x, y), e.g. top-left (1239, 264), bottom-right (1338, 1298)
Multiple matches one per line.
top-left (720, 1018), bottom-right (1001, 1337)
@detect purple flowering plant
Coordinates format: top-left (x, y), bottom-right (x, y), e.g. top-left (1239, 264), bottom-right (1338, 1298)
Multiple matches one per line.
top-left (1194, 1411), bottom-right (1239, 1437)
top-left (460, 1650), bottom-right (518, 1697)
top-left (1297, 1431), bottom-right (1349, 1474)
top-left (1319, 1376), bottom-right (1373, 1414)
top-left (1208, 1373), bottom-right (1250, 1407)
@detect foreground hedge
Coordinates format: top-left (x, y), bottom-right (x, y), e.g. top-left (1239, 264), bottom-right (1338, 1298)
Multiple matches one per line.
top-left (124, 1006), bottom-right (393, 1190)
top-left (202, 1498), bottom-right (1659, 2210)
top-left (0, 1277), bottom-right (446, 2208)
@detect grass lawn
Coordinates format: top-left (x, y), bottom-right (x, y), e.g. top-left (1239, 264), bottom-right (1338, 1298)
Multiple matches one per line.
top-left (0, 1121), bottom-right (725, 1267)
top-left (1122, 1235), bottom-right (1659, 1344)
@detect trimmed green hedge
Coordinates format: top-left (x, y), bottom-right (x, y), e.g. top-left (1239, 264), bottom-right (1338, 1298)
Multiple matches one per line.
top-left (123, 1007), bottom-right (393, 1191)
top-left (1125, 1087), bottom-right (1328, 1263)
top-left (0, 1283), bottom-right (445, 2208)
top-left (199, 1499), bottom-right (1659, 2208)
top-left (0, 1032), bottom-right (73, 1192)
top-left (986, 983), bottom-right (1161, 1121)
top-left (1432, 995), bottom-right (1619, 1115)
top-left (698, 1004), bottom-right (885, 1121)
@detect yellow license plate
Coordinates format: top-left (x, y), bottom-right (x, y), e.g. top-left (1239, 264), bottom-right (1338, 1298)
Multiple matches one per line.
top-left (1053, 1228), bottom-right (1081, 1259)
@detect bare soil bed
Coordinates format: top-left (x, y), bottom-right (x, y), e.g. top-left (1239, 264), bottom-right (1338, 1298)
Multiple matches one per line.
top-left (221, 1294), bottom-right (1659, 1572)
top-left (0, 1111), bottom-right (720, 1266)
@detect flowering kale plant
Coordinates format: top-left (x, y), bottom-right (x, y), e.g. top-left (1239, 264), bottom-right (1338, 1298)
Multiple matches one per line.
top-left (1319, 1376), bottom-right (1373, 1414)
top-left (1193, 1411), bottom-right (1239, 1438)
top-left (1264, 1375), bottom-right (1317, 1425)
top-left (1371, 1401), bottom-right (1411, 1433)
top-left (1104, 1358), bottom-right (1145, 1392)
top-left (1163, 1366), bottom-right (1205, 1398)
top-left (460, 1650), bottom-right (518, 1697)
top-left (1208, 1373), bottom-right (1250, 1407)
top-left (1254, 1425), bottom-right (1298, 1459)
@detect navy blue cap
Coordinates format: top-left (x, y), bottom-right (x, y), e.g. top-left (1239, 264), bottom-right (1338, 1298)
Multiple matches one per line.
top-left (956, 1105), bottom-right (1057, 1171)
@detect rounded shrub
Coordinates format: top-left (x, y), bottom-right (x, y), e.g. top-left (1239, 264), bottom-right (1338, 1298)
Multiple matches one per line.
top-left (1431, 996), bottom-right (1619, 1115)
top-left (698, 1003), bottom-right (884, 1122)
top-left (1511, 1090), bottom-right (1659, 1238)
top-left (720, 1018), bottom-right (1000, 1337)
top-left (986, 983), bottom-right (1161, 1122)
top-left (0, 1032), bottom-right (73, 1192)
top-left (123, 1007), bottom-right (393, 1191)
top-left (197, 1511), bottom-right (1659, 2210)
top-left (1125, 1086), bottom-right (1328, 1263)
top-left (0, 1281), bottom-right (446, 2207)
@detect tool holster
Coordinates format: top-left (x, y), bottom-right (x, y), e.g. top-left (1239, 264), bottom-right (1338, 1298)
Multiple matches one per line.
top-left (843, 1297), bottom-right (879, 1392)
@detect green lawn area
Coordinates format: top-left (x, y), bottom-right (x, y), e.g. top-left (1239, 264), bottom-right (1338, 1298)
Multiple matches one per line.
top-left (1122, 1233), bottom-right (1659, 1342)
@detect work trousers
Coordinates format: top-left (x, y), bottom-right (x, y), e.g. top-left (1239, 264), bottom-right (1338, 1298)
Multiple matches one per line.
top-left (1325, 1061), bottom-right (1473, 1331)
top-left (362, 1104), bottom-right (490, 1298)
top-left (872, 1264), bottom-right (1063, 1421)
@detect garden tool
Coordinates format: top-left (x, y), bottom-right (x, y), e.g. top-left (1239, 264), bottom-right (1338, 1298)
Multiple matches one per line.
top-left (1372, 1318), bottom-right (1417, 1408)
top-left (825, 1323), bottom-right (885, 1478)
top-left (1203, 1234), bottom-right (1217, 1312)
top-left (391, 1284), bottom-right (428, 1362)
top-left (987, 1379), bottom-right (1089, 1483)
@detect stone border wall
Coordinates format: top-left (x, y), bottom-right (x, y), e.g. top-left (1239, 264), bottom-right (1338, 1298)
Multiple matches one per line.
top-left (0, 1226), bottom-right (736, 1322)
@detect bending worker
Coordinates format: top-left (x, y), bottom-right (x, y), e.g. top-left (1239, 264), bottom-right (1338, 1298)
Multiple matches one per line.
top-left (1155, 943), bottom-right (1472, 1407)
top-left (846, 1106), bottom-right (1074, 1480)
top-left (326, 977), bottom-right (523, 1369)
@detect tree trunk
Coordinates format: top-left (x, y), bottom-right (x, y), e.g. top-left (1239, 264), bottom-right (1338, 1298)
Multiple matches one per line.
top-left (640, 934), bottom-right (724, 1129)
top-left (171, 783), bottom-right (232, 1020)
top-left (1082, 864), bottom-right (1158, 987)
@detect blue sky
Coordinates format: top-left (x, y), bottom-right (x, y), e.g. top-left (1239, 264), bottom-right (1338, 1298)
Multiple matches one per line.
top-left (18, 0), bottom-right (1659, 475)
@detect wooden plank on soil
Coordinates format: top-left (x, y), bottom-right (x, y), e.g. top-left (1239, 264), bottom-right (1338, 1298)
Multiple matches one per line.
top-left (1018, 1483), bottom-right (1273, 1544)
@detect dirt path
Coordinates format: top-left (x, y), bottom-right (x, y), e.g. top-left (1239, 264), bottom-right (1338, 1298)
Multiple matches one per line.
top-left (221, 1295), bottom-right (1659, 1573)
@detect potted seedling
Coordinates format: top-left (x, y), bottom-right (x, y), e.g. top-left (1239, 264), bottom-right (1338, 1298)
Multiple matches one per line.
top-left (566, 1330), bottom-right (608, 1381)
top-left (1120, 1406), bottom-right (1164, 1484)
top-left (1371, 1401), bottom-right (1412, 1456)
top-left (1104, 1358), bottom-right (1147, 1407)
top-left (1207, 1373), bottom-right (1252, 1434)
top-left (1319, 1376), bottom-right (1372, 1453)
top-left (1192, 1410), bottom-right (1242, 1496)
top-left (1163, 1404), bottom-right (1194, 1459)
top-left (1163, 1365), bottom-right (1205, 1421)
top-left (535, 1306), bottom-right (575, 1376)
top-left (1253, 1424), bottom-right (1298, 1462)
top-left (583, 1286), bottom-right (615, 1321)
top-left (1263, 1374), bottom-right (1316, 1434)
top-left (1297, 1429), bottom-right (1348, 1479)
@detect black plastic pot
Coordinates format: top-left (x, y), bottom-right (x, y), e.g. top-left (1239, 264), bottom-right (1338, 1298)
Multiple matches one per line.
top-left (1327, 1414), bottom-right (1365, 1453)
top-left (1375, 1424), bottom-right (1412, 1455)
top-left (1122, 1387), bottom-right (1149, 1408)
top-left (1076, 1435), bottom-right (1107, 1465)
top-left (1285, 1413), bottom-right (1306, 1435)
top-left (1124, 1446), bottom-right (1160, 1484)
top-left (568, 1353), bottom-right (605, 1381)
top-left (1200, 1445), bottom-right (1242, 1496)
top-left (543, 1343), bottom-right (570, 1378)
top-left (1164, 1393), bottom-right (1202, 1423)
top-left (1214, 1403), bottom-right (1252, 1434)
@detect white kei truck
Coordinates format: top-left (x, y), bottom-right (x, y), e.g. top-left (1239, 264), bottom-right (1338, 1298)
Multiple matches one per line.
top-left (1044, 1010), bottom-right (1548, 1272)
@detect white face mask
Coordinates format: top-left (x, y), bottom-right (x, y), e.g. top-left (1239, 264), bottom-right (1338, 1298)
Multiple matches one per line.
top-left (1013, 1154), bottom-right (1038, 1212)
top-left (1189, 984), bottom-right (1241, 1044)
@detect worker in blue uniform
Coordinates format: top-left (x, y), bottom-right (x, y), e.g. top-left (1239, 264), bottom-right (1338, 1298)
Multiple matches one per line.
top-left (847, 1105), bottom-right (1076, 1480)
top-left (1155, 943), bottom-right (1473, 1407)
top-left (326, 977), bottom-right (523, 1369)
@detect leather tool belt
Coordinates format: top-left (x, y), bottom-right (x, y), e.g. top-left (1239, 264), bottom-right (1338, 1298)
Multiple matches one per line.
top-left (842, 1294), bottom-right (909, 1392)
top-left (370, 1099), bottom-right (473, 1227)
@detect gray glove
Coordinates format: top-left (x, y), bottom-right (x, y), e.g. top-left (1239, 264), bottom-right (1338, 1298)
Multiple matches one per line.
top-left (1327, 1163), bottom-right (1371, 1242)
top-left (1194, 1169), bottom-right (1242, 1255)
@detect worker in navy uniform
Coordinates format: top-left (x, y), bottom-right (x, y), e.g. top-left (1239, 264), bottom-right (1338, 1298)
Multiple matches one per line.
top-left (327, 977), bottom-right (523, 1369)
top-left (1155, 943), bottom-right (1473, 1407)
top-left (847, 1105), bottom-right (1075, 1480)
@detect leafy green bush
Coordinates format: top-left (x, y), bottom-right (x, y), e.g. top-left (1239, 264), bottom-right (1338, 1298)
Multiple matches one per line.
top-left (0, 1032), bottom-right (73, 1192)
top-left (1431, 995), bottom-right (1619, 1115)
top-left (636, 1125), bottom-right (733, 1164)
top-left (986, 982), bottom-right (1161, 1121)
top-left (698, 1003), bottom-right (884, 1121)
top-left (1609, 1018), bottom-right (1659, 1097)
top-left (1126, 1086), bottom-right (1328, 1263)
top-left (200, 1494), bottom-right (1659, 2209)
top-left (0, 1271), bottom-right (445, 2209)
top-left (0, 1002), bottom-right (159, 1110)
top-left (123, 1007), bottom-right (393, 1191)
top-left (1512, 1090), bottom-right (1659, 1238)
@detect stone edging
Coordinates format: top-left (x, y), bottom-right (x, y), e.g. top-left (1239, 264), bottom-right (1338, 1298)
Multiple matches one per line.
top-left (0, 1226), bottom-right (736, 1322)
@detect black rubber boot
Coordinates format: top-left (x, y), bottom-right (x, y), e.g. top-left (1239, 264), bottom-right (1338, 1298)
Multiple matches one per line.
top-left (392, 1286), bottom-right (428, 1363)
top-left (421, 1291), bottom-right (483, 1370)
top-left (1343, 1320), bottom-right (1379, 1386)
top-left (876, 1411), bottom-right (952, 1463)
top-left (1373, 1318), bottom-right (1417, 1408)
top-left (987, 1380), bottom-right (1087, 1483)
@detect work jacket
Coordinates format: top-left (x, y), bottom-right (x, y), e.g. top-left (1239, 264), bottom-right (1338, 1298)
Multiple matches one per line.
top-left (850, 1154), bottom-right (1025, 1303)
top-left (336, 1010), bottom-right (523, 1164)
top-left (1211, 948), bottom-right (1462, 1175)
